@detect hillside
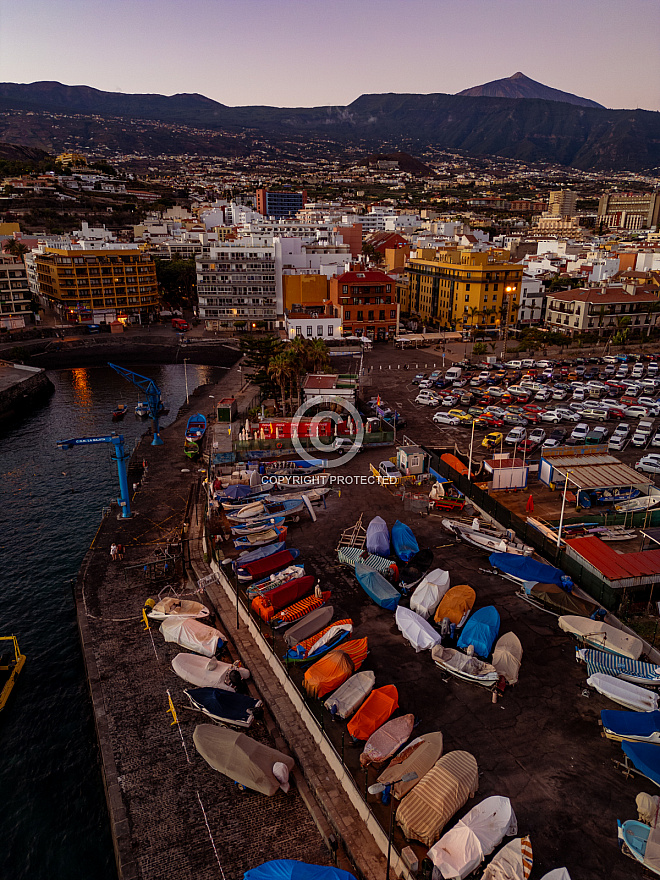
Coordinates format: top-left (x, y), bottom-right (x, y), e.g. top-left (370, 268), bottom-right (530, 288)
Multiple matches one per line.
top-left (457, 71), bottom-right (604, 108)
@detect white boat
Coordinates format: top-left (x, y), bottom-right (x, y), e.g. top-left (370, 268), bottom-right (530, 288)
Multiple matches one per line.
top-left (615, 495), bottom-right (660, 513)
top-left (160, 618), bottom-right (225, 657)
top-left (147, 597), bottom-right (210, 620)
top-left (442, 519), bottom-right (532, 556)
top-left (410, 568), bottom-right (450, 620)
top-left (171, 653), bottom-right (250, 691)
top-left (431, 644), bottom-right (499, 687)
top-left (587, 673), bottom-right (659, 712)
top-left (324, 670), bottom-right (376, 719)
top-left (396, 606), bottom-right (442, 653)
top-left (135, 401), bottom-right (149, 417)
top-left (558, 615), bottom-right (643, 660)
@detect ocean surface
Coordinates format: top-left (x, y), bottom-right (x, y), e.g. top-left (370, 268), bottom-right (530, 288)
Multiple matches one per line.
top-left (0, 364), bottom-right (227, 880)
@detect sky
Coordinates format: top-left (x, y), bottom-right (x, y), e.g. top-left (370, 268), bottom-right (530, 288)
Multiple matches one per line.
top-left (1, 0), bottom-right (659, 111)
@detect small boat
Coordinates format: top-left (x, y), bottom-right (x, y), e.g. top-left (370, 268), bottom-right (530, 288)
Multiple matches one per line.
top-left (272, 591), bottom-right (332, 627)
top-left (377, 730), bottom-right (444, 799)
top-left (135, 401), bottom-right (149, 417)
top-left (601, 709), bottom-right (660, 744)
top-left (160, 618), bottom-right (225, 657)
top-left (234, 540), bottom-right (286, 569)
top-left (184, 687), bottom-right (262, 728)
top-left (303, 638), bottom-right (369, 699)
top-left (488, 553), bottom-right (571, 589)
top-left (444, 519), bottom-right (532, 556)
top-left (492, 632), bottom-right (523, 685)
top-left (221, 491), bottom-right (271, 510)
top-left (481, 837), bottom-right (534, 880)
top-left (619, 740), bottom-right (660, 788)
top-left (236, 547), bottom-right (301, 583)
top-left (231, 516), bottom-right (285, 536)
top-left (395, 606), bottom-right (442, 653)
top-left (361, 713), bottom-right (415, 768)
top-left (284, 620), bottom-right (353, 664)
top-left (225, 499), bottom-right (304, 524)
top-left (366, 516), bottom-right (390, 556)
top-left (247, 565), bottom-right (306, 598)
top-left (579, 648), bottom-right (660, 688)
top-left (355, 562), bottom-right (400, 612)
top-left (283, 606), bottom-right (334, 646)
top-left (193, 725), bottom-right (294, 795)
top-left (245, 862), bottom-right (357, 880)
top-left (0, 635), bottom-right (26, 712)
top-left (615, 494), bottom-right (660, 513)
top-left (184, 413), bottom-right (207, 459)
top-left (147, 597), bottom-right (210, 620)
top-left (434, 584), bottom-right (476, 627)
top-left (233, 526), bottom-right (287, 549)
top-left (250, 576), bottom-right (316, 623)
top-left (392, 520), bottom-right (419, 563)
top-left (558, 615), bottom-right (643, 660)
top-left (432, 644), bottom-right (499, 687)
top-left (599, 527), bottom-right (638, 543)
top-left (617, 819), bottom-right (660, 877)
top-left (348, 684), bottom-right (399, 742)
top-left (410, 568), bottom-right (450, 621)
top-left (337, 546), bottom-right (399, 579)
top-left (457, 605), bottom-right (500, 658)
top-left (171, 653), bottom-right (250, 691)
top-left (111, 403), bottom-right (128, 421)
top-left (517, 582), bottom-right (602, 619)
top-left (587, 673), bottom-right (659, 712)
top-left (324, 671), bottom-right (376, 719)
top-left (593, 486), bottom-right (640, 504)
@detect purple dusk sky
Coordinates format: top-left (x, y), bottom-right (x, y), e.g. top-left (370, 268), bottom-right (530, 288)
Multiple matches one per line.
top-left (1, 0), bottom-right (659, 111)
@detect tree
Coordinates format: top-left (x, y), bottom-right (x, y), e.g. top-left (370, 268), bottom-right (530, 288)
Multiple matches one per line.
top-left (240, 335), bottom-right (284, 399)
top-left (154, 257), bottom-right (196, 307)
top-left (473, 342), bottom-right (487, 356)
top-left (3, 239), bottom-right (29, 260)
top-left (269, 353), bottom-right (293, 415)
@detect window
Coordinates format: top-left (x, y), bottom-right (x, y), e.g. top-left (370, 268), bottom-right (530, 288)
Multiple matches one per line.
top-left (465, 284), bottom-right (470, 291)
top-left (342, 285), bottom-right (348, 294)
top-left (485, 284), bottom-right (489, 291)
top-left (386, 285), bottom-right (391, 293)
top-left (295, 325), bottom-right (302, 336)
top-left (317, 325), bottom-right (323, 336)
top-left (345, 310), bottom-right (351, 319)
top-left (390, 310), bottom-right (396, 318)
top-left (307, 326), bottom-right (313, 336)
top-left (465, 295), bottom-right (469, 302)
top-left (327, 325), bottom-right (333, 336)
top-left (379, 310), bottom-right (385, 321)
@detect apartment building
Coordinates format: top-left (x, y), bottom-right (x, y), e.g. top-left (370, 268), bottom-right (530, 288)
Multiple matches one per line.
top-left (0, 254), bottom-right (31, 329)
top-left (548, 190), bottom-right (578, 217)
top-left (402, 247), bottom-right (523, 332)
top-left (328, 269), bottom-right (399, 340)
top-left (545, 287), bottom-right (660, 336)
top-left (598, 192), bottom-right (660, 232)
top-left (34, 245), bottom-right (158, 323)
top-left (197, 242), bottom-right (281, 331)
top-left (255, 189), bottom-right (307, 219)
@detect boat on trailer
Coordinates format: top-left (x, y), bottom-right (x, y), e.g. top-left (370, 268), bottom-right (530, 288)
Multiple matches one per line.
top-left (615, 494), bottom-right (660, 513)
top-left (618, 819), bottom-right (660, 876)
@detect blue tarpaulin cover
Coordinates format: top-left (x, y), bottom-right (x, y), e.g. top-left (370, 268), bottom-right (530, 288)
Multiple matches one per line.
top-left (489, 553), bottom-right (566, 587)
top-left (221, 484), bottom-right (254, 500)
top-left (392, 520), bottom-right (419, 563)
top-left (245, 861), bottom-right (356, 880)
top-left (601, 709), bottom-right (660, 739)
top-left (355, 562), bottom-right (400, 611)
top-left (186, 688), bottom-right (261, 724)
top-left (457, 605), bottom-right (501, 658)
top-left (622, 741), bottom-right (660, 786)
top-left (235, 541), bottom-right (283, 568)
top-left (366, 516), bottom-right (390, 556)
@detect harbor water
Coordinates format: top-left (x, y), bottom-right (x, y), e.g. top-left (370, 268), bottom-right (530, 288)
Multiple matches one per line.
top-left (0, 364), bottom-right (227, 880)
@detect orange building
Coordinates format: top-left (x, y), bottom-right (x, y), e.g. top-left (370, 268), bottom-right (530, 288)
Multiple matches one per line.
top-left (329, 268), bottom-right (400, 340)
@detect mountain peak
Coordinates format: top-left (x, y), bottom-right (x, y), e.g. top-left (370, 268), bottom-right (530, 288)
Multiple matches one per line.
top-left (457, 73), bottom-right (604, 109)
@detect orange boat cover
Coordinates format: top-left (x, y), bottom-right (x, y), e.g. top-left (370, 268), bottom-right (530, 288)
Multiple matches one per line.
top-left (347, 684), bottom-right (399, 741)
top-left (303, 638), bottom-right (368, 699)
top-left (434, 584), bottom-right (476, 626)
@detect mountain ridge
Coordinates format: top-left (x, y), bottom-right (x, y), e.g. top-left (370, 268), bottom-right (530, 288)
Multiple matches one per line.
top-left (457, 71), bottom-right (604, 108)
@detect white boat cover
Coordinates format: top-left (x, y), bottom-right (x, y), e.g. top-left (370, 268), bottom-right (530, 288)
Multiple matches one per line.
top-left (587, 673), bottom-right (659, 712)
top-left (492, 633), bottom-right (523, 685)
top-left (482, 837), bottom-right (533, 880)
top-left (324, 671), bottom-right (376, 719)
top-left (148, 598), bottom-right (209, 619)
top-left (378, 731), bottom-right (444, 798)
top-left (539, 871), bottom-right (571, 880)
top-left (160, 618), bottom-right (226, 657)
top-left (637, 792), bottom-right (660, 825)
top-left (306, 623), bottom-right (353, 657)
top-left (429, 825), bottom-right (483, 879)
top-left (411, 569), bottom-right (450, 620)
top-left (432, 645), bottom-right (498, 685)
top-left (396, 606), bottom-right (442, 652)
top-left (558, 615), bottom-right (643, 660)
top-left (171, 653), bottom-right (250, 690)
top-left (396, 750), bottom-right (479, 847)
top-left (645, 822), bottom-right (660, 871)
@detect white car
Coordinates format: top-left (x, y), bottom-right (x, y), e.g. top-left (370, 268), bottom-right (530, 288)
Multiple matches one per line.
top-left (536, 360), bottom-right (553, 369)
top-left (378, 461), bottom-right (400, 480)
top-left (571, 423), bottom-right (590, 442)
top-left (554, 408), bottom-right (581, 422)
top-left (535, 388), bottom-right (552, 402)
top-left (418, 379), bottom-right (434, 389)
top-left (635, 456), bottom-right (660, 475)
top-left (540, 409), bottom-right (563, 424)
top-left (542, 438), bottom-right (560, 450)
top-left (505, 426), bottom-right (526, 445)
top-left (416, 391), bottom-right (439, 406)
top-left (624, 405), bottom-right (649, 419)
top-left (612, 422), bottom-right (631, 438)
top-left (652, 431), bottom-right (660, 448)
top-left (529, 428), bottom-right (547, 445)
top-left (552, 388), bottom-right (567, 401)
top-left (433, 411), bottom-right (460, 426)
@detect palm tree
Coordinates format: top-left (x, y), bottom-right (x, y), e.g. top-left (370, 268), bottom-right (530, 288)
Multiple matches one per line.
top-left (3, 239), bottom-right (29, 260)
top-left (268, 354), bottom-right (292, 415)
top-left (308, 338), bottom-right (329, 373)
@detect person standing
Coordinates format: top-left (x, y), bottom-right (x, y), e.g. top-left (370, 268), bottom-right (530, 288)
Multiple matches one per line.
top-left (110, 543), bottom-right (118, 562)
top-left (116, 543), bottom-right (124, 561)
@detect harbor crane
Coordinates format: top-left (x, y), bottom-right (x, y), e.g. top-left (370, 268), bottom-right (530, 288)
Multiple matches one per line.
top-left (57, 433), bottom-right (132, 518)
top-left (108, 362), bottom-right (164, 446)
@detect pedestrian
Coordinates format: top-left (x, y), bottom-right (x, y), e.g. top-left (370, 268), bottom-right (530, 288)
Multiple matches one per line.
top-left (133, 481), bottom-right (139, 493)
top-left (110, 543), bottom-right (118, 562)
top-left (142, 459), bottom-right (149, 475)
top-left (117, 543), bottom-right (124, 561)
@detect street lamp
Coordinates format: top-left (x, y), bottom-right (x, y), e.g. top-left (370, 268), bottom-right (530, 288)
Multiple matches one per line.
top-left (557, 468), bottom-right (572, 549)
top-left (368, 772), bottom-right (417, 879)
top-left (502, 285), bottom-right (515, 360)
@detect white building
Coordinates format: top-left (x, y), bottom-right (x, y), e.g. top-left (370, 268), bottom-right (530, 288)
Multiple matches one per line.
top-left (0, 254), bottom-right (31, 329)
top-left (517, 275), bottom-right (545, 327)
top-left (285, 310), bottom-right (342, 341)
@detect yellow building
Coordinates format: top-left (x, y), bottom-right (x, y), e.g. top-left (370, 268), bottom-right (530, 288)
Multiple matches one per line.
top-left (403, 247), bottom-right (523, 332)
top-left (35, 246), bottom-right (159, 323)
top-left (56, 152), bottom-right (87, 167)
top-left (282, 273), bottom-right (329, 311)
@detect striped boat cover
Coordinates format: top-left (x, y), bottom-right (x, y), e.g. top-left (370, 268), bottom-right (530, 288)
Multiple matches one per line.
top-left (337, 637), bottom-right (369, 671)
top-left (521, 836), bottom-right (533, 879)
top-left (396, 750), bottom-right (478, 846)
top-left (272, 592), bottom-right (331, 625)
top-left (296, 619), bottom-right (353, 657)
top-left (584, 648), bottom-right (660, 684)
top-left (337, 547), bottom-right (398, 578)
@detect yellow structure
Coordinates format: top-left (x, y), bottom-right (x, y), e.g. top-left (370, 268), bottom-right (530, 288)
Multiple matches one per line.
top-left (282, 273), bottom-right (329, 311)
top-left (402, 247), bottom-right (523, 332)
top-left (0, 222), bottom-right (20, 235)
top-left (56, 152), bottom-right (87, 167)
top-left (35, 246), bottom-right (159, 321)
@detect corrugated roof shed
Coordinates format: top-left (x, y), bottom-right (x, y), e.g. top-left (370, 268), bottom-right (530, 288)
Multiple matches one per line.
top-left (566, 535), bottom-right (660, 581)
top-left (552, 462), bottom-right (653, 490)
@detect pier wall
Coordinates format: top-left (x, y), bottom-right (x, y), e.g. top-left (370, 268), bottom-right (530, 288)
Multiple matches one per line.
top-left (0, 361), bottom-right (54, 420)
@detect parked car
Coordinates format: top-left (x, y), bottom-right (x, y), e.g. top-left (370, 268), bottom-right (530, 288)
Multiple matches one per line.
top-left (433, 411), bottom-right (460, 426)
top-left (550, 428), bottom-right (567, 443)
top-left (412, 373), bottom-right (427, 385)
top-left (554, 408), bottom-right (581, 423)
top-left (580, 406), bottom-right (609, 422)
top-left (482, 414), bottom-right (505, 428)
top-left (635, 456), bottom-right (660, 475)
top-left (542, 438), bottom-right (561, 450)
top-left (539, 409), bottom-right (563, 424)
top-left (586, 426), bottom-right (609, 445)
top-left (415, 391), bottom-right (439, 406)
top-left (482, 431), bottom-right (504, 449)
top-left (624, 405), bottom-right (650, 419)
top-left (503, 412), bottom-right (529, 427)
top-left (505, 426), bottom-right (527, 445)
top-left (529, 427), bottom-right (547, 445)
top-left (378, 461), bottom-right (400, 480)
top-left (570, 423), bottom-right (590, 442)
top-left (652, 431), bottom-right (660, 448)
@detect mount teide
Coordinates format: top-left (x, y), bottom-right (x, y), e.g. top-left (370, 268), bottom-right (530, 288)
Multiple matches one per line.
top-left (457, 71), bottom-right (604, 108)
top-left (0, 80), bottom-right (657, 170)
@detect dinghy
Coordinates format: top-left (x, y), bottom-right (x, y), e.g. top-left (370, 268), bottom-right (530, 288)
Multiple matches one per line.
top-left (601, 709), bottom-right (660, 744)
top-left (615, 494), bottom-right (660, 513)
top-left (392, 520), bottom-right (419, 563)
top-left (271, 592), bottom-right (332, 627)
top-left (481, 837), bottom-right (534, 880)
top-left (488, 553), bottom-right (569, 588)
top-left (172, 654), bottom-right (250, 690)
top-left (361, 713), bottom-right (415, 768)
top-left (432, 644), bottom-right (499, 687)
top-left (184, 687), bottom-right (262, 728)
top-left (619, 740), bottom-right (660, 788)
top-left (377, 731), bottom-right (444, 799)
top-left (410, 568), bottom-right (450, 620)
top-left (284, 620), bottom-right (353, 664)
top-left (434, 585), bottom-right (476, 627)
top-left (395, 606), bottom-right (442, 652)
top-left (251, 576), bottom-right (316, 623)
top-left (160, 618), bottom-right (225, 657)
top-left (587, 673), bottom-right (659, 712)
top-left (193, 725), bottom-right (294, 795)
top-left (355, 562), bottom-right (400, 612)
top-left (225, 498), bottom-right (303, 524)
top-left (234, 540), bottom-right (285, 569)
top-left (233, 526), bottom-right (287, 549)
top-left (618, 819), bottom-right (660, 877)
top-left (579, 648), bottom-right (660, 688)
top-left (303, 638), bottom-right (369, 699)
top-left (366, 516), bottom-right (390, 556)
top-left (348, 684), bottom-right (399, 742)
top-left (236, 548), bottom-right (301, 583)
top-left (444, 519), bottom-right (532, 555)
top-left (457, 605), bottom-right (500, 658)
top-left (147, 597), bottom-right (210, 620)
top-left (231, 516), bottom-right (285, 536)
top-left (247, 565), bottom-right (305, 598)
top-left (221, 491), bottom-right (270, 510)
top-left (492, 633), bottom-right (523, 685)
top-left (324, 671), bottom-right (376, 720)
top-left (517, 582), bottom-right (602, 619)
top-left (558, 615), bottom-right (643, 660)
top-left (284, 606), bottom-right (334, 647)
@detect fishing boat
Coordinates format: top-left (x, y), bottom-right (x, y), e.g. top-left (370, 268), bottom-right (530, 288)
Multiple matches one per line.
top-left (587, 673), bottom-right (659, 712)
top-left (284, 620), bottom-right (353, 664)
top-left (0, 635), bottom-right (26, 711)
top-left (558, 615), bottom-right (643, 660)
top-left (272, 591), bottom-right (332, 628)
top-left (171, 653), bottom-right (250, 691)
top-left (615, 494), bottom-right (660, 513)
top-left (431, 644), bottom-right (499, 687)
top-left (617, 819), bottom-right (660, 876)
top-left (233, 526), bottom-right (287, 549)
top-left (578, 648), bottom-right (660, 688)
top-left (147, 597), bottom-right (210, 620)
top-left (601, 709), bottom-right (660, 744)
top-left (111, 403), bottom-right (128, 421)
top-left (443, 519), bottom-right (532, 556)
top-left (184, 413), bottom-right (207, 459)
top-left (135, 401), bottom-right (149, 418)
top-left (392, 520), bottom-right (419, 563)
top-left (599, 528), bottom-right (638, 542)
top-left (355, 562), bottom-right (400, 611)
top-left (184, 688), bottom-right (262, 728)
top-left (231, 516), bottom-right (285, 536)
top-left (160, 617), bottom-right (225, 658)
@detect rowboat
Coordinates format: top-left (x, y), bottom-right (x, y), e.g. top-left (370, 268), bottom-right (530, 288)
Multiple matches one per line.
top-left (184, 688), bottom-right (262, 728)
top-left (284, 620), bottom-right (353, 664)
top-left (361, 713), bottom-right (415, 768)
top-left (355, 562), bottom-right (400, 612)
top-left (601, 709), bottom-right (660, 743)
top-left (615, 494), bottom-right (660, 513)
top-left (184, 413), bottom-right (207, 459)
top-left (618, 819), bottom-right (660, 876)
top-left (225, 499), bottom-right (304, 524)
top-left (0, 635), bottom-right (26, 712)
top-left (324, 671), bottom-right (375, 719)
top-left (587, 673), bottom-right (659, 712)
top-left (147, 597), bottom-right (210, 620)
top-left (111, 403), bottom-right (128, 421)
top-left (231, 517), bottom-right (285, 536)
top-left (443, 519), bottom-right (532, 556)
top-left (432, 644), bottom-right (499, 687)
top-left (558, 615), bottom-right (643, 660)
top-left (233, 526), bottom-right (287, 549)
top-left (171, 653), bottom-right (250, 691)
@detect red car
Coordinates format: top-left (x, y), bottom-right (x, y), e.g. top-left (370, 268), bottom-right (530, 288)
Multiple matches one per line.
top-left (523, 404), bottom-right (545, 414)
top-left (483, 415), bottom-right (505, 428)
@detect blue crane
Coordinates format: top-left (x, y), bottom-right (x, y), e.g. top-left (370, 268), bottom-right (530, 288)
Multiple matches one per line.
top-left (108, 362), bottom-right (164, 446)
top-left (57, 433), bottom-right (132, 518)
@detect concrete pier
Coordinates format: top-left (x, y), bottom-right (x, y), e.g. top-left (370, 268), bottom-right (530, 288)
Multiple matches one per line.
top-left (0, 360), bottom-right (53, 420)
